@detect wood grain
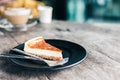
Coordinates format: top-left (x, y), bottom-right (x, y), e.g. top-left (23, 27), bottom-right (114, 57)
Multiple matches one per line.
top-left (0, 20), bottom-right (120, 80)
top-left (0, 30), bottom-right (49, 80)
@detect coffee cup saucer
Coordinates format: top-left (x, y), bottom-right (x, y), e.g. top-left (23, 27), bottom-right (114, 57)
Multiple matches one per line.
top-left (0, 19), bottom-right (37, 31)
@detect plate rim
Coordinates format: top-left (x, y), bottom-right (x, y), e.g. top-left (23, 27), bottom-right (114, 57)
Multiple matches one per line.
top-left (9, 39), bottom-right (88, 70)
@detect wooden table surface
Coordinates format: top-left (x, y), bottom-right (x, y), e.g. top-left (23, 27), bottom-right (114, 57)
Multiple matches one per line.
top-left (0, 20), bottom-right (120, 80)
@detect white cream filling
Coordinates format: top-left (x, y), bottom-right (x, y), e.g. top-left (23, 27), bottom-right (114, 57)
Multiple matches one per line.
top-left (24, 47), bottom-right (62, 58)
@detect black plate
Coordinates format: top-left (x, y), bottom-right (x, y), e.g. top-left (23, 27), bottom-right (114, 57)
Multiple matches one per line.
top-left (9, 39), bottom-right (87, 70)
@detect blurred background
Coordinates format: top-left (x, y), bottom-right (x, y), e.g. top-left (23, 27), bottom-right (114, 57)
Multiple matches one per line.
top-left (40, 0), bottom-right (120, 23)
top-left (0, 0), bottom-right (120, 23)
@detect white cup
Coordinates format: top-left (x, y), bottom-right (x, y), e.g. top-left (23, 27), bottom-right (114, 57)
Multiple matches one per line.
top-left (4, 8), bottom-right (31, 31)
top-left (38, 6), bottom-right (53, 23)
top-left (5, 8), bottom-right (31, 25)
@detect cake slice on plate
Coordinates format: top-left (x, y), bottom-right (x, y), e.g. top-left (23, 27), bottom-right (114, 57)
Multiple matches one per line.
top-left (24, 37), bottom-right (63, 61)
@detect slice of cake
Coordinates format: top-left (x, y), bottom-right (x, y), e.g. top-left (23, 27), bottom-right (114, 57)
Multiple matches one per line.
top-left (24, 37), bottom-right (63, 61)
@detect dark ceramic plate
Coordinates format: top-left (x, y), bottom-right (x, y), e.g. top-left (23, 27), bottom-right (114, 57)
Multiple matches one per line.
top-left (9, 39), bottom-right (87, 70)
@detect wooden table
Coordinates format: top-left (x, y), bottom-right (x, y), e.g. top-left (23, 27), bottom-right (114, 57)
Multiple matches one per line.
top-left (0, 20), bottom-right (120, 80)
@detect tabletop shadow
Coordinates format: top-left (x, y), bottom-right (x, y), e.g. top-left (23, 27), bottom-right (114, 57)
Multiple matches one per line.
top-left (0, 58), bottom-right (61, 78)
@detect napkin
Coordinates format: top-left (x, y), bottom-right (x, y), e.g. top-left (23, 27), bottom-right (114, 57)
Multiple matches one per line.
top-left (12, 48), bottom-right (69, 67)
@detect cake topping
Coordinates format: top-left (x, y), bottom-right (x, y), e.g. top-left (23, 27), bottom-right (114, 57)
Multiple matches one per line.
top-left (27, 37), bottom-right (62, 52)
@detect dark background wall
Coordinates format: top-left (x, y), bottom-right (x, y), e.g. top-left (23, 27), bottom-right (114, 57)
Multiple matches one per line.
top-left (39, 0), bottom-right (120, 22)
top-left (39, 0), bottom-right (67, 20)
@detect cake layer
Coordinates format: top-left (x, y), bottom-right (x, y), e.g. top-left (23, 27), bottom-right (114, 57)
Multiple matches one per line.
top-left (24, 47), bottom-right (63, 61)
